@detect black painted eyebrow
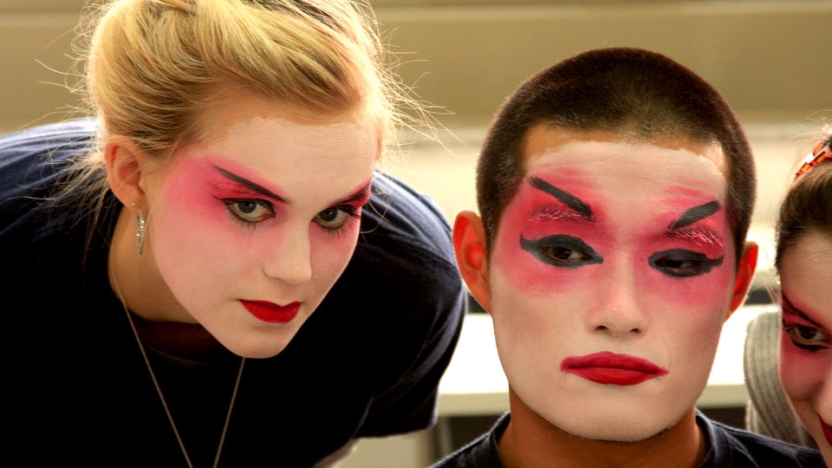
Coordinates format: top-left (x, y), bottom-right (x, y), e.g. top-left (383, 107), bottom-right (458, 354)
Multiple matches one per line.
top-left (669, 201), bottom-right (720, 230)
top-left (334, 181), bottom-right (372, 205)
top-left (528, 177), bottom-right (594, 219)
top-left (782, 293), bottom-right (825, 329)
top-left (213, 165), bottom-right (287, 204)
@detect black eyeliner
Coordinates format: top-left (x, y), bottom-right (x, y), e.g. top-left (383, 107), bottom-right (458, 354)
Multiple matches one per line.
top-left (648, 249), bottom-right (723, 278)
top-left (519, 234), bottom-right (603, 268)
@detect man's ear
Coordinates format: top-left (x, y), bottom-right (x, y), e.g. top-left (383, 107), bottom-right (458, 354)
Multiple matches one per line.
top-left (103, 136), bottom-right (152, 210)
top-left (453, 210), bottom-right (491, 312)
top-left (728, 241), bottom-right (759, 317)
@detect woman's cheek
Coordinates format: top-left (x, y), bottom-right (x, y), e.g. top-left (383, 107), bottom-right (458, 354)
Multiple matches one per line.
top-left (161, 172), bottom-right (235, 234)
top-left (779, 332), bottom-right (823, 401)
top-left (153, 195), bottom-right (231, 263)
top-left (309, 218), bottom-right (363, 272)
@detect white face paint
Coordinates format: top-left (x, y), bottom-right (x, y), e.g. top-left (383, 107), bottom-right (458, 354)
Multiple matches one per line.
top-left (140, 96), bottom-right (378, 358)
top-left (778, 231), bottom-right (832, 465)
top-left (489, 128), bottom-right (735, 441)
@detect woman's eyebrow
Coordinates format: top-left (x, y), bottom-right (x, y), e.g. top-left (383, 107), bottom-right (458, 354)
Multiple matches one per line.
top-left (335, 180), bottom-right (372, 205)
top-left (528, 176), bottom-right (594, 220)
top-left (782, 293), bottom-right (825, 329)
top-left (669, 201), bottom-right (720, 230)
top-left (213, 165), bottom-right (287, 204)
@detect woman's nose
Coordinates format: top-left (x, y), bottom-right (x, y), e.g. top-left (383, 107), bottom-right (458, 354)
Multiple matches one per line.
top-left (261, 227), bottom-right (312, 286)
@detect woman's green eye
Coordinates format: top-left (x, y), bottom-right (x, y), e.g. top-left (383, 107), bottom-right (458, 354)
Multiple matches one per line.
top-left (315, 206), bottom-right (357, 232)
top-left (223, 199), bottom-right (274, 224)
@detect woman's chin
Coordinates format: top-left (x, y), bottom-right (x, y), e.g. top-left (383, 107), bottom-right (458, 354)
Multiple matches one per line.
top-left (216, 333), bottom-right (295, 359)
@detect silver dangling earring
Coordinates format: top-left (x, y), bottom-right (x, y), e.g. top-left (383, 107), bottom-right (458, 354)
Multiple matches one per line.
top-left (132, 202), bottom-right (145, 256)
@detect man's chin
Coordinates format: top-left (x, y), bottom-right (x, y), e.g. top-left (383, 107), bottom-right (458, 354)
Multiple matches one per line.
top-left (577, 423), bottom-right (673, 444)
top-left (547, 408), bottom-right (690, 444)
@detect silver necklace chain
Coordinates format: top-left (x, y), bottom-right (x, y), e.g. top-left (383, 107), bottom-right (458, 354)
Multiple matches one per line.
top-left (124, 310), bottom-right (245, 468)
top-left (110, 216), bottom-right (244, 467)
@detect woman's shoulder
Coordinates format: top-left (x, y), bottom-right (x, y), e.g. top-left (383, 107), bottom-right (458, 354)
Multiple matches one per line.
top-left (0, 118), bottom-right (104, 272)
top-left (0, 118), bottom-right (98, 199)
top-left (699, 413), bottom-right (825, 467)
top-left (361, 171), bottom-right (455, 267)
top-left (0, 118), bottom-right (97, 161)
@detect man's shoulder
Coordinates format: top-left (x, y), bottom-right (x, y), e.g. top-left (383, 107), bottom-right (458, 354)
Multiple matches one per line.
top-left (430, 413), bottom-right (510, 468)
top-left (699, 412), bottom-right (825, 467)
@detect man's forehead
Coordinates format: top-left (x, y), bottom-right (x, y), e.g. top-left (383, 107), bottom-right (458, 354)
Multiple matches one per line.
top-left (521, 124), bottom-right (728, 177)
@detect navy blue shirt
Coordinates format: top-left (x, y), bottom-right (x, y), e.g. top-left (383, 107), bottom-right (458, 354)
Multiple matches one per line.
top-left (0, 119), bottom-right (466, 467)
top-left (432, 411), bottom-right (824, 467)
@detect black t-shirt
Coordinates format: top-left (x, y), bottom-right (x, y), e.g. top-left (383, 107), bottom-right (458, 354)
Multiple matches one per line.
top-left (431, 412), bottom-right (825, 468)
top-left (0, 119), bottom-right (467, 467)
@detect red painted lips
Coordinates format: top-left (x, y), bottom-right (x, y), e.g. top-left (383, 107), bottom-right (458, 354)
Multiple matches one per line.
top-left (821, 416), bottom-right (832, 446)
top-left (561, 351), bottom-right (668, 386)
top-left (241, 300), bottom-right (300, 324)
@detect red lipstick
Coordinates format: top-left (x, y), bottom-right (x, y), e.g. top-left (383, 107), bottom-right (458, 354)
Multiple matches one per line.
top-left (821, 416), bottom-right (832, 446)
top-left (561, 351), bottom-right (668, 386)
top-left (241, 300), bottom-right (300, 324)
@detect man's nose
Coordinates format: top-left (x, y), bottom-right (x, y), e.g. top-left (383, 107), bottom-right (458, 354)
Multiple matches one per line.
top-left (586, 257), bottom-right (647, 338)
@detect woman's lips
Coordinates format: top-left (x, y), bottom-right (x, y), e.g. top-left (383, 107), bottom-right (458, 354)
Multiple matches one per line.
top-left (241, 300), bottom-right (300, 324)
top-left (821, 416), bottom-right (832, 446)
top-left (561, 351), bottom-right (668, 386)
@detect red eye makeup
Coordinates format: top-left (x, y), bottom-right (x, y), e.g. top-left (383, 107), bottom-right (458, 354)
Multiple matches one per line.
top-left (782, 293), bottom-right (831, 351)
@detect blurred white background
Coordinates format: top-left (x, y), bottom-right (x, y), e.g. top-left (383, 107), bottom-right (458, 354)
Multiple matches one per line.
top-left (2, 1), bottom-right (831, 466)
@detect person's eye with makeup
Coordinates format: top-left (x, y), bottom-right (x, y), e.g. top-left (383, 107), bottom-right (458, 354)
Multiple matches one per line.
top-left (520, 234), bottom-right (603, 268)
top-left (221, 198), bottom-right (275, 226)
top-left (782, 319), bottom-right (831, 351)
top-left (314, 205), bottom-right (360, 233)
top-left (648, 248), bottom-right (724, 278)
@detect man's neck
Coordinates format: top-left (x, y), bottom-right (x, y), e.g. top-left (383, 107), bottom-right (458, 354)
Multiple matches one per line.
top-left (498, 389), bottom-right (706, 468)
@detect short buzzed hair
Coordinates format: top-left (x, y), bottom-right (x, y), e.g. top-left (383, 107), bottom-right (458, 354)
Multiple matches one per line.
top-left (477, 47), bottom-right (755, 265)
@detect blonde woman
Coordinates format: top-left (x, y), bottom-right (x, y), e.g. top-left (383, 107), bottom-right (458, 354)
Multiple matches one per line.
top-left (0, 1), bottom-right (465, 466)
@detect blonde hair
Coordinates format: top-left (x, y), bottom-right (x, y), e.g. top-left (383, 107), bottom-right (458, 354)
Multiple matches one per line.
top-left (58, 0), bottom-right (416, 239)
top-left (62, 0), bottom-right (409, 209)
top-left (83, 0), bottom-right (399, 152)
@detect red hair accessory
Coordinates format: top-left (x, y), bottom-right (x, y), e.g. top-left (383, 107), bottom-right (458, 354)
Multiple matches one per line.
top-left (795, 138), bottom-right (832, 179)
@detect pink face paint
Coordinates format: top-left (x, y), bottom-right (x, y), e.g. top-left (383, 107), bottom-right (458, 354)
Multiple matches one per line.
top-left (488, 135), bottom-right (736, 443)
top-left (139, 99), bottom-right (378, 359)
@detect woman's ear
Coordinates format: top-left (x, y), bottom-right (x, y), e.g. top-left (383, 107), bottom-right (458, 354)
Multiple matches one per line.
top-left (103, 136), bottom-right (152, 210)
top-left (453, 210), bottom-right (491, 312)
top-left (728, 241), bottom-right (759, 316)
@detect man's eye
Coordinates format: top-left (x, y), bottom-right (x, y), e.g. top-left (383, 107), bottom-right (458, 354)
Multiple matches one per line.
top-left (223, 199), bottom-right (274, 224)
top-left (520, 235), bottom-right (603, 268)
top-left (543, 246), bottom-right (590, 263)
top-left (648, 249), bottom-right (723, 278)
top-left (783, 321), bottom-right (830, 351)
top-left (314, 206), bottom-right (358, 232)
